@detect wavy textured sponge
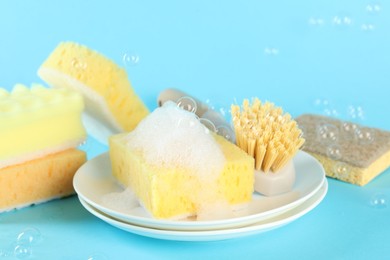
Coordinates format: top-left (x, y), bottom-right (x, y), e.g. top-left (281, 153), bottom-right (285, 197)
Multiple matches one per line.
top-left (0, 84), bottom-right (86, 169)
top-left (0, 84), bottom-right (87, 212)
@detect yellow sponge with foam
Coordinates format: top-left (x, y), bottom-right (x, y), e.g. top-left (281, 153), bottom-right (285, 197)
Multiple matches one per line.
top-left (109, 133), bottom-right (254, 219)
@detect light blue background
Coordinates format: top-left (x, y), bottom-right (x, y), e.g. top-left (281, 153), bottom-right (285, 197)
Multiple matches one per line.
top-left (1, 1), bottom-right (389, 259)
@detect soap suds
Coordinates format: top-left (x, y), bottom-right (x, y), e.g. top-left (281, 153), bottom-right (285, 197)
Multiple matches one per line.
top-left (124, 101), bottom-right (226, 180)
top-left (113, 102), bottom-right (240, 221)
top-left (101, 188), bottom-right (139, 211)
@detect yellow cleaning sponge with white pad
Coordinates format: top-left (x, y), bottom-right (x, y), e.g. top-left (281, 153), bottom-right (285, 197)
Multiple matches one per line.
top-left (38, 42), bottom-right (149, 140)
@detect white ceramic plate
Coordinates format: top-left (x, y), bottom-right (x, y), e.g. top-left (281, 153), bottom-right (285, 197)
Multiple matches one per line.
top-left (78, 179), bottom-right (328, 241)
top-left (74, 151), bottom-right (325, 231)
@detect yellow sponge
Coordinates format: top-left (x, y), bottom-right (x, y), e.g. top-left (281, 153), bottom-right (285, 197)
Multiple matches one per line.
top-left (0, 84), bottom-right (86, 169)
top-left (109, 133), bottom-right (254, 219)
top-left (38, 42), bottom-right (149, 134)
top-left (0, 149), bottom-right (86, 212)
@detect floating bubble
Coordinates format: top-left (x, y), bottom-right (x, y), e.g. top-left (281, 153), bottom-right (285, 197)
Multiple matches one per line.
top-left (217, 125), bottom-right (235, 143)
top-left (314, 98), bottom-right (329, 107)
top-left (366, 3), bottom-right (381, 13)
top-left (16, 227), bottom-right (42, 246)
top-left (369, 193), bottom-right (387, 209)
top-left (347, 105), bottom-right (365, 122)
top-left (326, 144), bottom-right (342, 160)
top-left (332, 162), bottom-right (351, 179)
top-left (340, 121), bottom-right (358, 141)
top-left (355, 127), bottom-right (375, 144)
top-left (332, 14), bottom-right (353, 26)
top-left (218, 106), bottom-right (228, 118)
top-left (317, 123), bottom-right (339, 144)
top-left (177, 96), bottom-right (197, 114)
top-left (71, 58), bottom-right (87, 70)
top-left (347, 105), bottom-right (356, 118)
top-left (308, 17), bottom-right (325, 26)
top-left (13, 245), bottom-right (32, 259)
top-left (356, 106), bottom-right (365, 120)
top-left (361, 23), bottom-right (375, 31)
top-left (122, 52), bottom-right (140, 67)
top-left (313, 98), bottom-right (332, 115)
top-left (199, 118), bottom-right (217, 133)
top-left (264, 47), bottom-right (279, 55)
top-left (341, 121), bottom-right (358, 133)
top-left (205, 98), bottom-right (213, 109)
top-left (323, 108), bottom-right (339, 117)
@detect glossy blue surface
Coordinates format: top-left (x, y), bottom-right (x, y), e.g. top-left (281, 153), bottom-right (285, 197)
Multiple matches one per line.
top-left (1, 1), bottom-right (389, 259)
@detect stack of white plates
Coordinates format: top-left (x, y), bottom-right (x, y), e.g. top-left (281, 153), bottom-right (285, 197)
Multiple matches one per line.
top-left (73, 151), bottom-right (327, 241)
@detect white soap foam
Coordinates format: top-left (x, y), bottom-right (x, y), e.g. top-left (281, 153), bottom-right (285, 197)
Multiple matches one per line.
top-left (124, 101), bottom-right (226, 180)
top-left (196, 201), bottom-right (235, 221)
top-left (101, 188), bottom-right (139, 212)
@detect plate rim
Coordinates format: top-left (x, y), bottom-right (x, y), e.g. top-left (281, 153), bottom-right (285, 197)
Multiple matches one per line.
top-left (78, 179), bottom-right (328, 241)
top-left (74, 150), bottom-right (326, 231)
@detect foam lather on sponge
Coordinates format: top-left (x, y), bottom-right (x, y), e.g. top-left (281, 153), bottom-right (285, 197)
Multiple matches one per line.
top-left (38, 41), bottom-right (149, 139)
top-left (109, 102), bottom-right (254, 219)
top-left (296, 114), bottom-right (390, 186)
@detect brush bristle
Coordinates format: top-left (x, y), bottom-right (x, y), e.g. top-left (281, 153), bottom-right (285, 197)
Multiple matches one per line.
top-left (231, 98), bottom-right (305, 173)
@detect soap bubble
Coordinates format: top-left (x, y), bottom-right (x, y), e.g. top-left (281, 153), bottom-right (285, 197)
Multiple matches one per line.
top-left (122, 52), bottom-right (140, 67)
top-left (16, 227), bottom-right (42, 246)
top-left (332, 14), bottom-right (353, 26)
top-left (308, 17), bottom-right (325, 26)
top-left (264, 47), bottom-right (279, 55)
top-left (176, 96), bottom-right (197, 113)
top-left (217, 125), bottom-right (235, 143)
top-left (347, 105), bottom-right (365, 122)
top-left (361, 23), bottom-right (375, 31)
top-left (369, 193), bottom-right (387, 209)
top-left (354, 127), bottom-right (375, 144)
top-left (340, 122), bottom-right (358, 141)
top-left (366, 3), bottom-right (381, 14)
top-left (326, 144), bottom-right (342, 160)
top-left (341, 121), bottom-right (357, 132)
top-left (323, 108), bottom-right (339, 117)
top-left (317, 123), bottom-right (339, 144)
top-left (314, 98), bottom-right (329, 107)
top-left (71, 58), bottom-right (87, 70)
top-left (313, 98), bottom-right (331, 115)
top-left (13, 245), bottom-right (32, 259)
top-left (332, 162), bottom-right (350, 179)
top-left (199, 118), bottom-right (217, 133)
top-left (218, 106), bottom-right (228, 118)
